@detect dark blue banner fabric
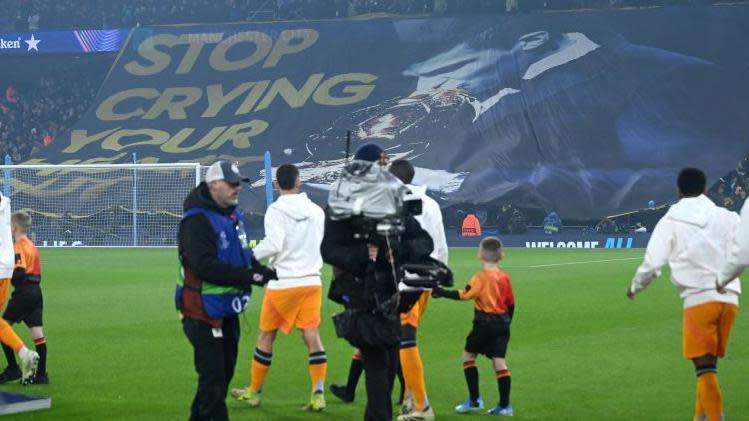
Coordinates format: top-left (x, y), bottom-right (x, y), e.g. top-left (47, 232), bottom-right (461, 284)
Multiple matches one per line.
top-left (446, 230), bottom-right (651, 249)
top-left (31, 6), bottom-right (749, 219)
top-left (0, 29), bottom-right (128, 54)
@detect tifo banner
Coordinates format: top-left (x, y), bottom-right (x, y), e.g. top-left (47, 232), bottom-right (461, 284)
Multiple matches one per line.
top-left (30, 5), bottom-right (749, 219)
top-left (0, 29), bottom-right (128, 54)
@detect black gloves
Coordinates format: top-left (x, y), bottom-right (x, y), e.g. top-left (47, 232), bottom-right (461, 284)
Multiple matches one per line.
top-left (431, 286), bottom-right (460, 300)
top-left (249, 259), bottom-right (277, 287)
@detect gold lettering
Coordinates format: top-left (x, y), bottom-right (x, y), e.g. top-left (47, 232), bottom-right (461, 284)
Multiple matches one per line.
top-left (209, 31), bottom-right (272, 72)
top-left (64, 128), bottom-right (121, 153)
top-left (175, 33), bottom-right (222, 74)
top-left (202, 83), bottom-right (253, 118)
top-left (102, 129), bottom-right (170, 151)
top-left (142, 87), bottom-right (202, 120)
top-left (254, 73), bottom-right (324, 111)
top-left (208, 121), bottom-right (269, 150)
top-left (19, 158), bottom-right (53, 165)
top-left (96, 89), bottom-right (160, 121)
top-left (21, 155), bottom-right (127, 167)
top-left (75, 154), bottom-right (129, 165)
top-left (161, 126), bottom-right (227, 153)
top-left (234, 81), bottom-right (270, 115)
top-left (313, 73), bottom-right (377, 106)
top-left (124, 34), bottom-right (179, 76)
top-left (263, 29), bottom-right (319, 68)
top-left (137, 156), bottom-right (161, 164)
top-left (80, 176), bottom-right (132, 200)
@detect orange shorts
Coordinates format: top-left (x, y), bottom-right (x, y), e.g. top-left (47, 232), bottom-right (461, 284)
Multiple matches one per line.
top-left (401, 291), bottom-right (430, 328)
top-left (0, 278), bottom-right (9, 312)
top-left (682, 302), bottom-right (738, 359)
top-left (259, 286), bottom-right (322, 334)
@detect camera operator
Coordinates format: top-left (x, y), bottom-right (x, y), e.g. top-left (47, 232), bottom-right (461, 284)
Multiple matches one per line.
top-left (321, 144), bottom-right (434, 421)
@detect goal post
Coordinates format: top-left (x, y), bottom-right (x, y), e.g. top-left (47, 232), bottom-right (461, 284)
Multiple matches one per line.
top-left (0, 163), bottom-right (203, 247)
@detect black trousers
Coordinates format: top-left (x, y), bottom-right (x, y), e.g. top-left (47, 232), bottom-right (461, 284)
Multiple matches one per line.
top-left (182, 316), bottom-right (239, 421)
top-left (360, 344), bottom-right (399, 421)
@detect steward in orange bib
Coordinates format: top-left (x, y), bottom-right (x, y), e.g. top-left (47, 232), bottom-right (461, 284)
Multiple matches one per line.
top-left (462, 213), bottom-right (481, 237)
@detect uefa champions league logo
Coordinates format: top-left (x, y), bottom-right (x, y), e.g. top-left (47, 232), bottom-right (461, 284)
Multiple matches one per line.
top-left (219, 231), bottom-right (229, 250)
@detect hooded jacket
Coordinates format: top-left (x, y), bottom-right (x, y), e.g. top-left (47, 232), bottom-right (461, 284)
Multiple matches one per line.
top-left (253, 192), bottom-right (325, 289)
top-left (719, 200), bottom-right (749, 286)
top-left (630, 194), bottom-right (741, 309)
top-left (408, 184), bottom-right (448, 265)
top-left (0, 194), bottom-right (14, 279)
top-left (177, 182), bottom-right (259, 326)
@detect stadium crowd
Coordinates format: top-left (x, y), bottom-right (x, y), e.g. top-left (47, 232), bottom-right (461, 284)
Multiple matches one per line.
top-left (0, 59), bottom-right (108, 162)
top-left (2, 0), bottom-right (744, 30)
top-left (708, 155), bottom-right (749, 212)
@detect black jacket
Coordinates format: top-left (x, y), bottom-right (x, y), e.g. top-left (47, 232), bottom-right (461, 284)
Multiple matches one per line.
top-left (321, 210), bottom-right (434, 310)
top-left (178, 182), bottom-right (261, 291)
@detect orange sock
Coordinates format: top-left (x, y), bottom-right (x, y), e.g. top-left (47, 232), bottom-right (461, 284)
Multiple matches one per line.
top-left (308, 351), bottom-right (327, 393)
top-left (0, 319), bottom-right (23, 352)
top-left (694, 380), bottom-right (704, 421)
top-left (250, 348), bottom-right (272, 393)
top-left (696, 371), bottom-right (722, 421)
top-left (400, 345), bottom-right (428, 411)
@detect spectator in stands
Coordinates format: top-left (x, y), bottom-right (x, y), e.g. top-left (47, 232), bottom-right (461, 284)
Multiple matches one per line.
top-left (596, 217), bottom-right (618, 234)
top-left (2, 0), bottom-right (743, 31)
top-left (735, 186), bottom-right (746, 204)
top-left (475, 208), bottom-right (489, 228)
top-left (1, 61), bottom-right (104, 162)
top-left (708, 154), bottom-right (749, 211)
top-left (27, 9), bottom-right (40, 30)
top-left (507, 209), bottom-right (527, 234)
top-left (543, 211), bottom-right (562, 234)
top-left (496, 204), bottom-right (513, 234)
top-left (453, 209), bottom-right (466, 234)
top-left (722, 197), bottom-right (733, 210)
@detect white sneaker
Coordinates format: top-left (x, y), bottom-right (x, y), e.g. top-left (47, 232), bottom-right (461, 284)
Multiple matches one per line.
top-left (397, 405), bottom-right (434, 421)
top-left (400, 394), bottom-right (415, 415)
top-left (20, 351), bottom-right (39, 385)
top-left (230, 387), bottom-right (248, 399)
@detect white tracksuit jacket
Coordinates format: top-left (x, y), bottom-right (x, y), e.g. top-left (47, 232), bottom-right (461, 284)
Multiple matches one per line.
top-left (630, 194), bottom-right (740, 309)
top-left (0, 194), bottom-right (14, 279)
top-left (252, 193), bottom-right (325, 290)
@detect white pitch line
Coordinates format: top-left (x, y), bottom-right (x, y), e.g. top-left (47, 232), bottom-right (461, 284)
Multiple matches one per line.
top-left (525, 257), bottom-right (642, 268)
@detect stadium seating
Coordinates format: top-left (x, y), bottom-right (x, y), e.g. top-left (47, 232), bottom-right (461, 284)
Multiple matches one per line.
top-left (3, 0), bottom-right (741, 32)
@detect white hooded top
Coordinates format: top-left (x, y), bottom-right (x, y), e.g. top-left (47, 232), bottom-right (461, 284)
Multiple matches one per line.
top-left (630, 194), bottom-right (740, 309)
top-left (0, 194), bottom-right (14, 279)
top-left (408, 184), bottom-right (449, 265)
top-left (719, 199), bottom-right (749, 287)
top-left (253, 193), bottom-right (325, 290)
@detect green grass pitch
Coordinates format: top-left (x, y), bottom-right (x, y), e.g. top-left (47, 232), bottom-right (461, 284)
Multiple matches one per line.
top-left (1, 247), bottom-right (747, 420)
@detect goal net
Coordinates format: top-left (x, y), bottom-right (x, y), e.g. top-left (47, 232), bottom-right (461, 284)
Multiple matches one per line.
top-left (0, 163), bottom-right (202, 247)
